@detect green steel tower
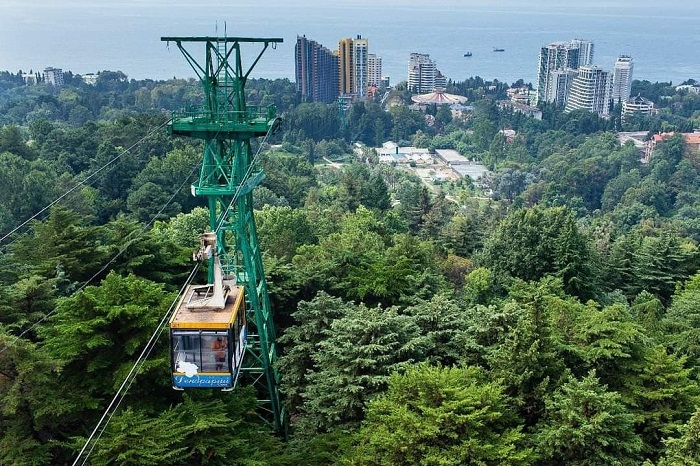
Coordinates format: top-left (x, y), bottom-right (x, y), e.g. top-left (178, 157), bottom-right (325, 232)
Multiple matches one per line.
top-left (161, 36), bottom-right (285, 433)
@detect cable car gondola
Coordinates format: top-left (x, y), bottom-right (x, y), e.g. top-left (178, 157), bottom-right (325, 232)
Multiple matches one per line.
top-left (169, 232), bottom-right (246, 390)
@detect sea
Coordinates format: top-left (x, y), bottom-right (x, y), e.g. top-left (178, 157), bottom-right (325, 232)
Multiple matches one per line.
top-left (1, 0), bottom-right (699, 86)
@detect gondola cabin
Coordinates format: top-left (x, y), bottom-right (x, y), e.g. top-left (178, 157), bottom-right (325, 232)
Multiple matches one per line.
top-left (169, 283), bottom-right (246, 390)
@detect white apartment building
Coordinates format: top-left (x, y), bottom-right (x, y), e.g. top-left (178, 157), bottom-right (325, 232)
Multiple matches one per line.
top-left (22, 72), bottom-right (38, 85)
top-left (82, 73), bottom-right (99, 85)
top-left (434, 70), bottom-right (447, 89)
top-left (408, 53), bottom-right (437, 93)
top-left (536, 41), bottom-right (582, 104)
top-left (43, 67), bottom-right (64, 86)
top-left (367, 53), bottom-right (382, 87)
top-left (611, 55), bottom-right (634, 104)
top-left (570, 39), bottom-right (594, 67)
top-left (675, 84), bottom-right (700, 95)
top-left (565, 65), bottom-right (612, 117)
top-left (546, 68), bottom-right (578, 107)
top-left (622, 94), bottom-right (654, 121)
top-left (353, 36), bottom-right (368, 97)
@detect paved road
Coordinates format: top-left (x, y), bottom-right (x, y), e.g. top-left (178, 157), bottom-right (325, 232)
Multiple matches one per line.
top-left (323, 157), bottom-right (342, 169)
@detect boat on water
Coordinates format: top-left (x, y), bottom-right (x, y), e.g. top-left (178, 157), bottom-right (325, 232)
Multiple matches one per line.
top-left (464, 52), bottom-right (472, 57)
top-left (493, 47), bottom-right (505, 52)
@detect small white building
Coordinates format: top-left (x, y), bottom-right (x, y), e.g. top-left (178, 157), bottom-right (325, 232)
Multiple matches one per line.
top-left (82, 73), bottom-right (98, 85)
top-left (675, 84), bottom-right (700, 95)
top-left (622, 94), bottom-right (654, 122)
top-left (507, 87), bottom-right (534, 105)
top-left (22, 72), bottom-right (37, 85)
top-left (376, 142), bottom-right (431, 164)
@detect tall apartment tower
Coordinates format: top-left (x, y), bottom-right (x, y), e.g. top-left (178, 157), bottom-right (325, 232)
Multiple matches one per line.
top-left (434, 70), bottom-right (447, 89)
top-left (338, 35), bottom-right (369, 97)
top-left (367, 53), bottom-right (382, 87)
top-left (546, 69), bottom-right (578, 106)
top-left (407, 53), bottom-right (437, 93)
top-left (43, 67), bottom-right (64, 86)
top-left (338, 38), bottom-right (354, 96)
top-left (611, 55), bottom-right (634, 104)
top-left (353, 36), bottom-right (368, 96)
top-left (565, 65), bottom-right (612, 117)
top-left (295, 36), bottom-right (339, 104)
top-left (570, 39), bottom-right (594, 67)
top-left (536, 42), bottom-right (580, 104)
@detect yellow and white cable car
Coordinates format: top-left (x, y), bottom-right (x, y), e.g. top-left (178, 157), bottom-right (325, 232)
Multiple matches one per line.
top-left (169, 233), bottom-right (247, 390)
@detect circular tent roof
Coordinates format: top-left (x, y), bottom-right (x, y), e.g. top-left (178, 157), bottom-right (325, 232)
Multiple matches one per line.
top-left (411, 89), bottom-right (467, 105)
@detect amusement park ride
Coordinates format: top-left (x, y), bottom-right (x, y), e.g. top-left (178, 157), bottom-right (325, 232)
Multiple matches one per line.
top-left (161, 36), bottom-right (285, 434)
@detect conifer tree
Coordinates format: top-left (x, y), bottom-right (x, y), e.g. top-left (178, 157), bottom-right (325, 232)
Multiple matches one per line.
top-left (663, 272), bottom-right (700, 376)
top-left (348, 364), bottom-right (534, 466)
top-left (658, 408), bottom-right (700, 466)
top-left (295, 302), bottom-right (426, 434)
top-left (620, 345), bottom-right (700, 461)
top-left (535, 371), bottom-right (642, 465)
top-left (278, 292), bottom-right (352, 414)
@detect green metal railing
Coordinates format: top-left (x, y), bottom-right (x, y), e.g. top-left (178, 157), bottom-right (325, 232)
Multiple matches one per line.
top-left (172, 105), bottom-right (277, 124)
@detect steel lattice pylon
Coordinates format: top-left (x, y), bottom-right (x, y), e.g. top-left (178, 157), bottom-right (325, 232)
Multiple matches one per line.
top-left (161, 36), bottom-right (285, 434)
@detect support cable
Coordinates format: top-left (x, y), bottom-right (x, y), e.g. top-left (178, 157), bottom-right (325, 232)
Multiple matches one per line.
top-left (0, 160), bottom-right (201, 355)
top-left (0, 118), bottom-right (171, 247)
top-left (72, 263), bottom-right (200, 466)
top-left (77, 103), bottom-right (279, 463)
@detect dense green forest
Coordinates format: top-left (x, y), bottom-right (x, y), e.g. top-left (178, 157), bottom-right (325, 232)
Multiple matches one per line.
top-left (1, 69), bottom-right (700, 465)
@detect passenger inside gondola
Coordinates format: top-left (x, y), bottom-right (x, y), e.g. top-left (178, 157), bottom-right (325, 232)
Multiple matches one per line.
top-left (211, 336), bottom-right (228, 371)
top-left (172, 331), bottom-right (231, 373)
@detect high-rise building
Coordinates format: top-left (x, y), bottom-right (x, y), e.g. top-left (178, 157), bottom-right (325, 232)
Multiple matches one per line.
top-left (338, 38), bottom-right (354, 96)
top-left (434, 70), bottom-right (447, 90)
top-left (368, 53), bottom-right (382, 87)
top-left (546, 68), bottom-right (578, 106)
top-left (570, 39), bottom-right (594, 67)
top-left (353, 36), bottom-right (368, 96)
top-left (43, 67), bottom-right (64, 86)
top-left (338, 35), bottom-right (369, 97)
top-left (536, 42), bottom-right (580, 104)
top-left (408, 53), bottom-right (435, 93)
top-left (565, 65), bottom-right (612, 117)
top-left (408, 53), bottom-right (440, 93)
top-left (295, 35), bottom-right (339, 104)
top-left (611, 55), bottom-right (634, 104)
top-left (536, 39), bottom-right (595, 105)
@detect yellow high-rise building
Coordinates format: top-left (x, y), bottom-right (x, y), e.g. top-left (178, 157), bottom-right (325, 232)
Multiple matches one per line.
top-left (338, 35), bottom-right (368, 97)
top-left (338, 38), bottom-right (354, 95)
